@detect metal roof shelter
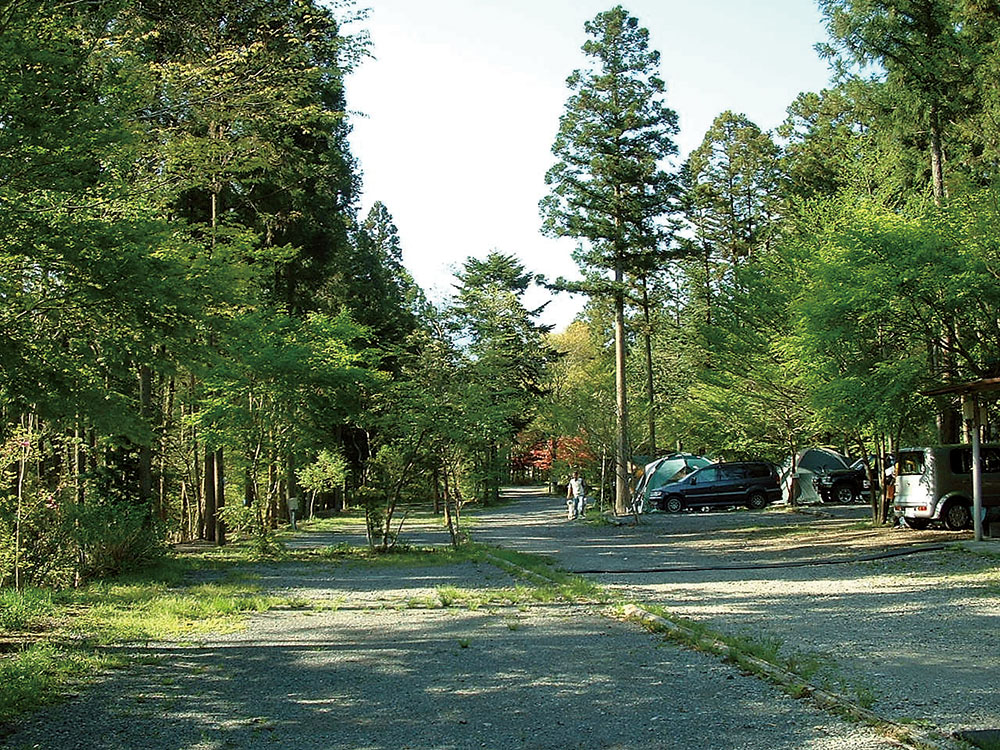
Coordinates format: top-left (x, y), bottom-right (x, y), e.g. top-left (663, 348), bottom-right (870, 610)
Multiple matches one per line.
top-left (922, 377), bottom-right (1000, 541)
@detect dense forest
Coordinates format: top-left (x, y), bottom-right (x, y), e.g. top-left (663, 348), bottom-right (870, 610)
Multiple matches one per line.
top-left (4, 0), bottom-right (1000, 588)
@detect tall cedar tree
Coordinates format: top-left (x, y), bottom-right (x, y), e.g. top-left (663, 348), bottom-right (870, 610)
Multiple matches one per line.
top-left (541, 6), bottom-right (679, 513)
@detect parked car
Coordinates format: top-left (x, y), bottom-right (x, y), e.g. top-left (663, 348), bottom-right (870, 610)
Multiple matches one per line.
top-left (649, 461), bottom-right (782, 513)
top-left (893, 444), bottom-right (1000, 530)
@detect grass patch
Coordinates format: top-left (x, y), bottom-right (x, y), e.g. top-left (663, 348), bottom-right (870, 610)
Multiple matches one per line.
top-left (297, 504), bottom-right (454, 533)
top-left (0, 552), bottom-right (289, 727)
top-left (294, 543), bottom-right (478, 568)
top-left (474, 545), bottom-right (611, 603)
top-left (583, 510), bottom-right (616, 527)
top-left (0, 644), bottom-right (100, 726)
top-left (297, 512), bottom-right (367, 532)
top-left (0, 587), bottom-right (57, 631)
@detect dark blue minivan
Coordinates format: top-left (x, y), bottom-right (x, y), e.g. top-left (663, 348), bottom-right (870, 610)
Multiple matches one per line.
top-left (649, 461), bottom-right (781, 513)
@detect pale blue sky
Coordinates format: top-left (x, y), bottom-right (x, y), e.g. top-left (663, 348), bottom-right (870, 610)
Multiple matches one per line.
top-left (344, 1), bottom-right (833, 329)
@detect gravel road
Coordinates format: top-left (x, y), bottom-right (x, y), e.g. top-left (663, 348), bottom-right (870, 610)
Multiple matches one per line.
top-left (475, 489), bottom-right (1000, 739)
top-left (4, 487), bottom-right (992, 750)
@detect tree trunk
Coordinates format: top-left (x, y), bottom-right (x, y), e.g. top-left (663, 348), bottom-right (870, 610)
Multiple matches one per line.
top-left (158, 374), bottom-right (175, 522)
top-left (614, 256), bottom-right (630, 515)
top-left (432, 465), bottom-right (440, 514)
top-left (138, 364), bottom-right (153, 507)
top-left (204, 449), bottom-right (216, 542)
top-left (929, 103), bottom-right (946, 206)
top-left (640, 274), bottom-right (656, 454)
top-left (214, 447), bottom-right (225, 545)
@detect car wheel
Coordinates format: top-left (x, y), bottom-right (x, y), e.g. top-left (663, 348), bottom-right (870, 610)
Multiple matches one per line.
top-left (834, 484), bottom-right (856, 504)
top-left (665, 496), bottom-right (683, 514)
top-left (941, 501), bottom-right (972, 531)
top-left (903, 517), bottom-right (930, 530)
top-left (747, 491), bottom-right (767, 510)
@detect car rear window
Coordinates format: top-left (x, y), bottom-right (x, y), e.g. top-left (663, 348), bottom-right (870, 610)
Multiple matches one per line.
top-left (745, 463), bottom-right (771, 478)
top-left (896, 451), bottom-right (925, 476)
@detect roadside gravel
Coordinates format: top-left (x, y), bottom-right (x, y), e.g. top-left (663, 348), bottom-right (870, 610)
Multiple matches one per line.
top-left (3, 549), bottom-right (905, 749)
top-left (475, 490), bottom-right (1000, 739)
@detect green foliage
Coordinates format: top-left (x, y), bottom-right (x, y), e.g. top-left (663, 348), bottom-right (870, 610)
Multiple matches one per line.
top-left (297, 450), bottom-right (349, 496)
top-left (541, 6), bottom-right (679, 258)
top-left (67, 501), bottom-right (164, 581)
top-left (449, 252), bottom-right (557, 503)
top-left (0, 587), bottom-right (56, 631)
top-left (0, 0), bottom-right (381, 576)
top-left (217, 504), bottom-right (280, 558)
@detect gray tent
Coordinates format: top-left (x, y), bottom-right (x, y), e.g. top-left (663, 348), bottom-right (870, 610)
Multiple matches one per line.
top-left (778, 447), bottom-right (850, 504)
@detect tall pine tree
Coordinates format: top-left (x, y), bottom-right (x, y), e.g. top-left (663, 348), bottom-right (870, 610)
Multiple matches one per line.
top-left (541, 6), bottom-right (679, 513)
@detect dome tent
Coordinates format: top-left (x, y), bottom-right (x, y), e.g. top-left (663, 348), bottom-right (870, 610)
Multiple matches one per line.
top-left (632, 454), bottom-right (712, 510)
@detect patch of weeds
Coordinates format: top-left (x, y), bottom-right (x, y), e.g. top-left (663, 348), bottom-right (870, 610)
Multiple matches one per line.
top-left (783, 650), bottom-right (829, 683)
top-left (504, 617), bottom-right (521, 631)
top-left (0, 587), bottom-right (56, 631)
top-left (63, 579), bottom-right (281, 644)
top-left (298, 513), bottom-right (367, 532)
top-left (437, 586), bottom-right (461, 607)
top-left (298, 544), bottom-right (476, 569)
top-left (475, 545), bottom-right (611, 603)
top-left (278, 595), bottom-right (314, 610)
top-left (726, 633), bottom-right (783, 664)
top-left (626, 604), bottom-right (872, 709)
top-left (407, 594), bottom-right (441, 609)
top-left (312, 543), bottom-right (359, 560)
top-left (787, 683), bottom-right (811, 699)
top-left (851, 681), bottom-right (878, 709)
top-left (457, 638), bottom-right (470, 648)
top-left (897, 718), bottom-right (936, 729)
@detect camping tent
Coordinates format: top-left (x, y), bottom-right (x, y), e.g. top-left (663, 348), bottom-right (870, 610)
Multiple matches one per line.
top-left (778, 447), bottom-right (850, 504)
top-left (633, 454), bottom-right (712, 509)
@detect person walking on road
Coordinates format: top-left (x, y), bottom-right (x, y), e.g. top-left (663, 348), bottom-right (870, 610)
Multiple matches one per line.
top-left (567, 471), bottom-right (586, 520)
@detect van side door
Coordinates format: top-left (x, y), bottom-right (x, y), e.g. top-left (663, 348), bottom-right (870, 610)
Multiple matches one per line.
top-left (718, 465), bottom-right (749, 504)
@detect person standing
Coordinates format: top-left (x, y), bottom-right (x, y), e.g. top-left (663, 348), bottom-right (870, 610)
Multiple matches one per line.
top-left (567, 471), bottom-right (586, 519)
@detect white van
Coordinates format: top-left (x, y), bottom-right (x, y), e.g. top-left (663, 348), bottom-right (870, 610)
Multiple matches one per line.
top-left (893, 444), bottom-right (1000, 530)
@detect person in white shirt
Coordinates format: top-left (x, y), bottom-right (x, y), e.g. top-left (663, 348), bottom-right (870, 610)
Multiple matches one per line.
top-left (567, 471), bottom-right (586, 519)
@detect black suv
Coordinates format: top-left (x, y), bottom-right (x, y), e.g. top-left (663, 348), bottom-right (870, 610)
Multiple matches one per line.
top-left (649, 461), bottom-right (781, 513)
top-left (815, 462), bottom-right (866, 504)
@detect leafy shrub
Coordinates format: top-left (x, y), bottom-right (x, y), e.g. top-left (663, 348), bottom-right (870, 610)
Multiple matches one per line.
top-left (66, 500), bottom-right (164, 580)
top-left (217, 504), bottom-right (280, 557)
top-left (0, 491), bottom-right (77, 589)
